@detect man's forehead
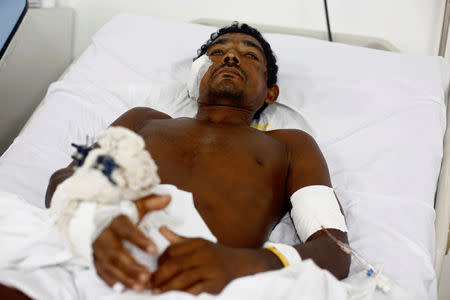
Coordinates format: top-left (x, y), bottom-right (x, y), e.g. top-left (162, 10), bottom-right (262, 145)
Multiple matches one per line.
top-left (210, 33), bottom-right (264, 53)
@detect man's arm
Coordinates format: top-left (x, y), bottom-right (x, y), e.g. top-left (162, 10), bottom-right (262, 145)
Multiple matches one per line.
top-left (44, 107), bottom-right (170, 208)
top-left (0, 284), bottom-right (31, 300)
top-left (43, 106), bottom-right (173, 291)
top-left (272, 129), bottom-right (350, 279)
top-left (149, 130), bottom-right (349, 295)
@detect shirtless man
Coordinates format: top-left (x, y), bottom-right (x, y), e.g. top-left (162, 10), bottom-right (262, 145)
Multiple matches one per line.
top-left (0, 23), bottom-right (350, 298)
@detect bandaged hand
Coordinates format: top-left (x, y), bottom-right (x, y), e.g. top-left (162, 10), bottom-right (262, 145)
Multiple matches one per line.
top-left (151, 227), bottom-right (283, 295)
top-left (93, 194), bottom-right (170, 292)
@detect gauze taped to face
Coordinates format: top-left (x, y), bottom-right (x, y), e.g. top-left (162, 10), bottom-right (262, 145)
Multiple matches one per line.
top-left (187, 54), bottom-right (212, 101)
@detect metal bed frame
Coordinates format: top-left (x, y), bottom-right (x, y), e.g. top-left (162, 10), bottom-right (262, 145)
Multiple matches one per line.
top-left (439, 0), bottom-right (450, 56)
top-left (436, 0), bottom-right (450, 283)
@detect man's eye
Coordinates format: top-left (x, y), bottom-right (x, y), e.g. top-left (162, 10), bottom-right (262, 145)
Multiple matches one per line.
top-left (246, 53), bottom-right (258, 60)
top-left (210, 50), bottom-right (223, 56)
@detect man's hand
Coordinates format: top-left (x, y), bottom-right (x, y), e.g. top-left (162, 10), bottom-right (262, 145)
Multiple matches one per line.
top-left (93, 194), bottom-right (170, 291)
top-left (151, 227), bottom-right (283, 295)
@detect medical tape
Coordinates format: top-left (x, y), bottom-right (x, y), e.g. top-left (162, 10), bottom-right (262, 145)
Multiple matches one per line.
top-left (187, 54), bottom-right (212, 101)
top-left (290, 185), bottom-right (347, 242)
top-left (263, 242), bottom-right (302, 267)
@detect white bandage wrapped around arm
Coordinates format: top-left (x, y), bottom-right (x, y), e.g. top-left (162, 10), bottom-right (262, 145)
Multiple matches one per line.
top-left (290, 185), bottom-right (347, 242)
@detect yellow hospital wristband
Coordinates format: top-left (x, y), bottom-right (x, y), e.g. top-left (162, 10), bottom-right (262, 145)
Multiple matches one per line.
top-left (264, 246), bottom-right (290, 267)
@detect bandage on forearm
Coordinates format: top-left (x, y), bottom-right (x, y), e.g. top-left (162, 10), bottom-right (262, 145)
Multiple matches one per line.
top-left (263, 242), bottom-right (302, 267)
top-left (290, 185), bottom-right (347, 242)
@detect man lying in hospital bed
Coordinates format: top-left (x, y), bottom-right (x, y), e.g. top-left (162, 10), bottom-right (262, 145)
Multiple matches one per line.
top-left (1, 22), bottom-right (352, 298)
top-left (0, 14), bottom-right (446, 300)
top-left (59, 22), bottom-right (351, 293)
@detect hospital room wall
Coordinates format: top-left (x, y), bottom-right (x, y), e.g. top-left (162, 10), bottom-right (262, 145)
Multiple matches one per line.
top-left (65, 0), bottom-right (448, 58)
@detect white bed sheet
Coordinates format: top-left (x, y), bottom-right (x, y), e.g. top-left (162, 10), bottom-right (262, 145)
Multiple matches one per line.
top-left (0, 14), bottom-right (448, 299)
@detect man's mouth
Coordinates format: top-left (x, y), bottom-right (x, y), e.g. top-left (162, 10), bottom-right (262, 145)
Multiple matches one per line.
top-left (213, 66), bottom-right (245, 80)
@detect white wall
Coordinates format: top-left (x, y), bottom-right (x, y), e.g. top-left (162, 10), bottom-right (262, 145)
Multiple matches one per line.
top-left (58, 0), bottom-right (448, 59)
top-left (0, 8), bottom-right (73, 155)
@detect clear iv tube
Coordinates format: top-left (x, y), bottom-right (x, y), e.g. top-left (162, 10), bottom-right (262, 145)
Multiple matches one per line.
top-left (320, 226), bottom-right (376, 276)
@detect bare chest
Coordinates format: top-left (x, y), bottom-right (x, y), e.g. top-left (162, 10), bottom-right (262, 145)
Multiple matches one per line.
top-left (140, 121), bottom-right (286, 190)
top-left (137, 119), bottom-right (289, 247)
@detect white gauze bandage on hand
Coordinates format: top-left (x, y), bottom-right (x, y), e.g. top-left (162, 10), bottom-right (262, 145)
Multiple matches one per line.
top-left (290, 185), bottom-right (347, 242)
top-left (96, 126), bottom-right (160, 200)
top-left (187, 54), bottom-right (212, 101)
top-left (50, 126), bottom-right (160, 266)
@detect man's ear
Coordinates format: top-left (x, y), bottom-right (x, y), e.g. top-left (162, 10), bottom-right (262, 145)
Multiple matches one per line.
top-left (264, 84), bottom-right (279, 104)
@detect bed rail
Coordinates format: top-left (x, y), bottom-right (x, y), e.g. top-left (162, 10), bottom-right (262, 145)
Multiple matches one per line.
top-left (191, 18), bottom-right (398, 52)
top-left (439, 0), bottom-right (450, 57)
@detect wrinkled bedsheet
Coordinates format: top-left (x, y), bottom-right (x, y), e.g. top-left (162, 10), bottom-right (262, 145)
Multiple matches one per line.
top-left (0, 191), bottom-right (412, 300)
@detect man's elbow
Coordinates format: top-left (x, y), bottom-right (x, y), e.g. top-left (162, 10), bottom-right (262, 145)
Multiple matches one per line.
top-left (303, 230), bottom-right (351, 280)
top-left (326, 233), bottom-right (351, 280)
top-left (334, 249), bottom-right (351, 280)
top-left (45, 168), bottom-right (74, 208)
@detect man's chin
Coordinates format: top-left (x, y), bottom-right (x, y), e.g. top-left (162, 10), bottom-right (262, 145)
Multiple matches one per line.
top-left (209, 81), bottom-right (244, 100)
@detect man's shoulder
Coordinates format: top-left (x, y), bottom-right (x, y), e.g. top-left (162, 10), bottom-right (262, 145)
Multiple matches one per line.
top-left (266, 129), bottom-right (330, 189)
top-left (123, 107), bottom-right (172, 121)
top-left (112, 107), bottom-right (171, 132)
top-left (265, 128), bottom-right (323, 161)
top-left (265, 128), bottom-right (316, 148)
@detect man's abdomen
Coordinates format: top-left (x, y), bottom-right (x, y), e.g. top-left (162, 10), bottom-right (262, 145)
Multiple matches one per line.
top-left (155, 155), bottom-right (287, 247)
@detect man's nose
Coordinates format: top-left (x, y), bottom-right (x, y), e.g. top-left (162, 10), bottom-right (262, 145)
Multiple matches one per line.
top-left (223, 50), bottom-right (240, 65)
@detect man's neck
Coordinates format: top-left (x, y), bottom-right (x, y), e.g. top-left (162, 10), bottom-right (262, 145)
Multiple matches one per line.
top-left (195, 104), bottom-right (254, 126)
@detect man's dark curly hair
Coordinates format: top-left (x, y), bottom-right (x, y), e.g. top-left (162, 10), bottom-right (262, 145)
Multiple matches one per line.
top-left (195, 22), bottom-right (278, 120)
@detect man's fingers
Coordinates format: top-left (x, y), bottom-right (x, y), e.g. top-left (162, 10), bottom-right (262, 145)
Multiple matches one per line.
top-left (157, 238), bottom-right (208, 266)
top-left (93, 215), bottom-right (156, 291)
top-left (110, 215), bottom-right (157, 254)
top-left (94, 260), bottom-right (116, 287)
top-left (135, 194), bottom-right (171, 219)
top-left (108, 249), bottom-right (151, 284)
top-left (159, 226), bottom-right (186, 244)
top-left (185, 281), bottom-right (212, 295)
top-left (98, 260), bottom-right (139, 291)
top-left (152, 253), bottom-right (198, 287)
top-left (154, 267), bottom-right (206, 294)
top-left (94, 233), bottom-right (151, 288)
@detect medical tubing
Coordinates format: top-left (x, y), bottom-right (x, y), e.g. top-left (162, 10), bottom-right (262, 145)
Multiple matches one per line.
top-left (320, 226), bottom-right (375, 276)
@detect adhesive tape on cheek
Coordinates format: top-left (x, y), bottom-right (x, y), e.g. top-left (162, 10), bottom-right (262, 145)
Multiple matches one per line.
top-left (187, 55), bottom-right (212, 101)
top-left (290, 185), bottom-right (347, 242)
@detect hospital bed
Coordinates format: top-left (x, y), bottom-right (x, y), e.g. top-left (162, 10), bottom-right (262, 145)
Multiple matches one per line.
top-left (0, 6), bottom-right (449, 300)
